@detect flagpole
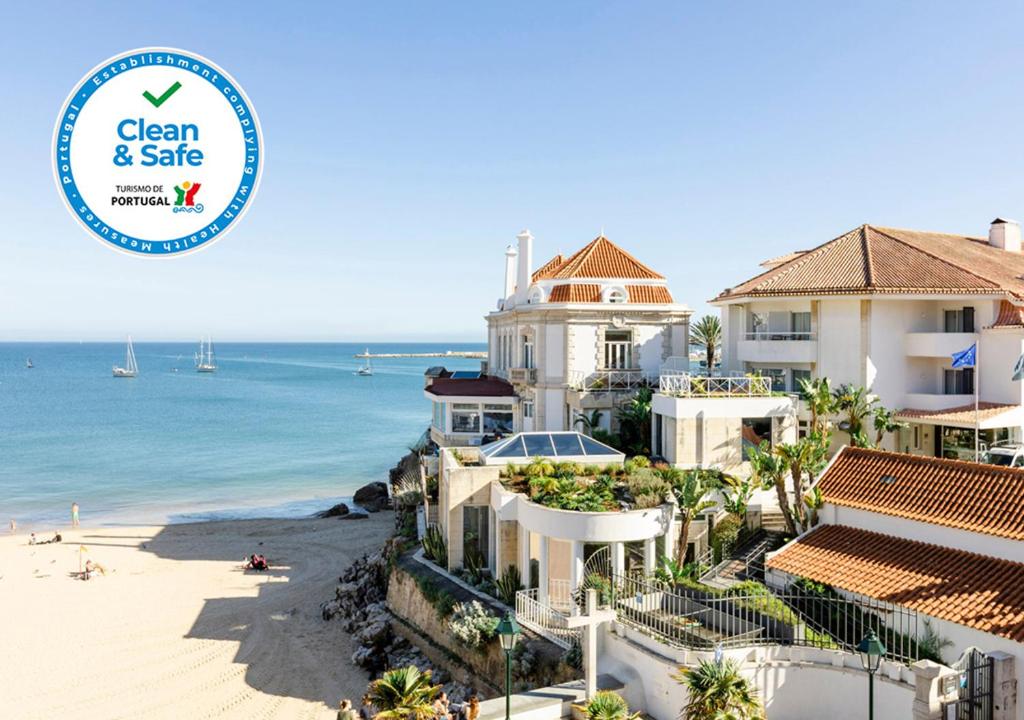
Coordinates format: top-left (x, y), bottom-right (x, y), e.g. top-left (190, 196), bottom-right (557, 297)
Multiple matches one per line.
top-left (975, 342), bottom-right (980, 462)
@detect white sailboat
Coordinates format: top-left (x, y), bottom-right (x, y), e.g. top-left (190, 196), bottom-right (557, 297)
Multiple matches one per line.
top-left (113, 336), bottom-right (138, 378)
top-left (25, 357), bottom-right (33, 369)
top-left (195, 336), bottom-right (217, 373)
top-left (356, 348), bottom-right (373, 376)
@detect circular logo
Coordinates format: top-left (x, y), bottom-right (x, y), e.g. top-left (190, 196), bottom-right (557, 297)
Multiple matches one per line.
top-left (52, 48), bottom-right (263, 257)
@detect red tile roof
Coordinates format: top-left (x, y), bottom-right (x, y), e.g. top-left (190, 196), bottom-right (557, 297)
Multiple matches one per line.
top-left (426, 376), bottom-right (517, 397)
top-left (627, 285), bottom-right (674, 303)
top-left (714, 225), bottom-right (1023, 301)
top-left (895, 402), bottom-right (1017, 426)
top-left (532, 254), bottom-right (566, 283)
top-left (817, 447), bottom-right (1024, 541)
top-left (766, 524), bottom-right (1024, 642)
top-left (534, 236), bottom-right (664, 281)
top-left (544, 284), bottom-right (674, 304)
top-left (992, 299), bottom-right (1024, 327)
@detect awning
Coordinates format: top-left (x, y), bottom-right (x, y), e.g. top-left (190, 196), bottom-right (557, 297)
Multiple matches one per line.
top-left (895, 402), bottom-right (1024, 429)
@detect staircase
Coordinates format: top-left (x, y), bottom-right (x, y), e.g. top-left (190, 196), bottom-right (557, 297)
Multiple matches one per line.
top-left (701, 530), bottom-right (785, 590)
top-left (759, 508), bottom-right (788, 533)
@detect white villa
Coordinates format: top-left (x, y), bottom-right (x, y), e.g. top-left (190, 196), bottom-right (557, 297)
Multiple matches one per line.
top-left (425, 230), bottom-right (692, 447)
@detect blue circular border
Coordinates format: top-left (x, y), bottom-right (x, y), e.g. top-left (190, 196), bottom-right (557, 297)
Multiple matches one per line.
top-left (53, 49), bottom-right (262, 256)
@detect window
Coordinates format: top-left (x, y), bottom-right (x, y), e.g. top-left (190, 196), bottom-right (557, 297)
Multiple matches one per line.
top-left (522, 336), bottom-right (534, 369)
top-left (432, 401), bottom-right (446, 430)
top-left (523, 401), bottom-right (534, 419)
top-left (748, 312), bottom-right (768, 338)
top-left (452, 403), bottom-right (481, 433)
top-left (944, 307), bottom-right (975, 333)
top-left (791, 369), bottom-right (812, 392)
top-left (606, 287), bottom-right (627, 303)
top-left (483, 404), bottom-right (514, 434)
top-left (462, 506), bottom-right (490, 570)
top-left (753, 367), bottom-right (786, 392)
top-left (944, 368), bottom-right (974, 395)
top-left (603, 330), bottom-right (632, 369)
top-left (742, 417), bottom-right (773, 460)
top-left (528, 287), bottom-right (543, 305)
top-left (792, 312), bottom-right (812, 339)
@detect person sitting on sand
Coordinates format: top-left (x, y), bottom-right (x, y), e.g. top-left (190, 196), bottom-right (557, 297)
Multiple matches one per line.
top-left (464, 696), bottom-right (479, 720)
top-left (29, 532), bottom-right (37, 545)
top-left (337, 699), bottom-right (359, 720)
top-left (83, 559), bottom-right (107, 580)
top-left (433, 691), bottom-right (451, 720)
top-left (244, 554), bottom-right (270, 571)
top-left (358, 696), bottom-right (374, 720)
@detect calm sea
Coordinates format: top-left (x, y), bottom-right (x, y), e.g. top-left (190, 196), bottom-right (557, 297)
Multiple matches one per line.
top-left (0, 342), bottom-right (483, 528)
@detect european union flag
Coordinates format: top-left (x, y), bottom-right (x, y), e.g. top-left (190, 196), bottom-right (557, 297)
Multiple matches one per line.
top-left (951, 343), bottom-right (977, 368)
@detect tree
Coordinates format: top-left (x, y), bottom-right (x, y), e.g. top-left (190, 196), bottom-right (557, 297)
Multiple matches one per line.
top-left (616, 387), bottom-right (653, 457)
top-left (747, 442), bottom-right (797, 536)
top-left (721, 479), bottom-right (755, 520)
top-left (573, 409), bottom-right (604, 436)
top-left (775, 435), bottom-right (829, 532)
top-left (674, 659), bottom-right (764, 720)
top-left (690, 315), bottom-right (722, 372)
top-left (669, 470), bottom-right (717, 565)
top-left (832, 384), bottom-right (877, 446)
top-left (797, 376), bottom-right (836, 436)
top-left (364, 666), bottom-right (440, 720)
top-left (873, 406), bottom-right (907, 448)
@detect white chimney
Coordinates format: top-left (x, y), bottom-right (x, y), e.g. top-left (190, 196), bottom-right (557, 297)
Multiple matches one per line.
top-left (515, 229), bottom-right (534, 304)
top-left (503, 244), bottom-right (518, 306)
top-left (989, 217), bottom-right (1021, 252)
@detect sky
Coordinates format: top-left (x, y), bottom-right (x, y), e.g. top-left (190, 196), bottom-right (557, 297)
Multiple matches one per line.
top-left (3, 1), bottom-right (1024, 341)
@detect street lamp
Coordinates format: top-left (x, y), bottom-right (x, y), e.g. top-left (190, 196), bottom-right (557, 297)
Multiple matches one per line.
top-left (857, 629), bottom-right (886, 720)
top-left (496, 612), bottom-right (521, 720)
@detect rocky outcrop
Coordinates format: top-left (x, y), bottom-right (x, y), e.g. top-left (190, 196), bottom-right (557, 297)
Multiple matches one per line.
top-left (315, 502), bottom-right (350, 518)
top-left (353, 481), bottom-right (390, 512)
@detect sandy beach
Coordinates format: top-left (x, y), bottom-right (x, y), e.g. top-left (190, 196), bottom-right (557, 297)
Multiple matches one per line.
top-left (0, 513), bottom-right (394, 720)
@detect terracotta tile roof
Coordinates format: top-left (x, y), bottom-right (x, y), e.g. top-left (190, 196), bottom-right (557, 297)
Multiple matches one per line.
top-left (535, 236), bottom-right (664, 281)
top-left (895, 402), bottom-right (1017, 426)
top-left (766, 524), bottom-right (1024, 642)
top-left (817, 447), bottom-right (1024, 541)
top-left (532, 254), bottom-right (566, 282)
top-left (759, 251), bottom-right (809, 269)
top-left (714, 224), bottom-right (1024, 302)
top-left (992, 299), bottom-right (1024, 327)
top-left (626, 285), bottom-right (674, 303)
top-left (426, 376), bottom-right (517, 397)
top-left (548, 284), bottom-right (601, 303)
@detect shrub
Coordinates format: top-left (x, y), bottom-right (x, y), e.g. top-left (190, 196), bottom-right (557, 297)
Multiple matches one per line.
top-left (510, 640), bottom-right (537, 681)
top-left (711, 514), bottom-right (743, 563)
top-left (448, 601), bottom-right (499, 648)
top-left (415, 575), bottom-right (457, 619)
top-left (629, 455), bottom-right (651, 469)
top-left (626, 468), bottom-right (669, 503)
top-left (524, 457), bottom-right (555, 477)
top-left (463, 538), bottom-right (486, 583)
top-left (584, 691), bottom-right (640, 720)
top-left (495, 565), bottom-right (524, 605)
top-left (422, 524), bottom-right (448, 566)
top-left (582, 464), bottom-right (602, 476)
top-left (561, 640), bottom-right (583, 670)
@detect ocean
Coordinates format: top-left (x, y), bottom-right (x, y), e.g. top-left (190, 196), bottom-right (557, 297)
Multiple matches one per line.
top-left (0, 342), bottom-right (483, 528)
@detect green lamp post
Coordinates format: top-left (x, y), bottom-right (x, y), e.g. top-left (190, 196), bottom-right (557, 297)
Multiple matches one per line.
top-left (857, 629), bottom-right (886, 720)
top-left (496, 612), bottom-right (521, 720)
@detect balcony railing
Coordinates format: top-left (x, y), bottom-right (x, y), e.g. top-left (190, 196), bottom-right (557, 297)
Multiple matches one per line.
top-left (659, 373), bottom-right (773, 398)
top-left (508, 367), bottom-right (537, 384)
top-left (567, 369), bottom-right (659, 392)
top-left (744, 331), bottom-right (816, 341)
top-left (515, 588), bottom-right (581, 650)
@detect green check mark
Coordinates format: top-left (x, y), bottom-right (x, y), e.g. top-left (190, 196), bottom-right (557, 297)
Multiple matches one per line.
top-left (142, 81), bottom-right (182, 108)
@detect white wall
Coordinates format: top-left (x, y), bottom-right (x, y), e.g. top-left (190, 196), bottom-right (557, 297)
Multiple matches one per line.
top-left (634, 325), bottom-right (665, 375)
top-left (980, 329), bottom-right (1024, 406)
top-left (568, 324), bottom-right (597, 379)
top-left (545, 323), bottom-right (566, 381)
top-left (818, 299), bottom-right (864, 386)
top-left (867, 300), bottom-right (910, 408)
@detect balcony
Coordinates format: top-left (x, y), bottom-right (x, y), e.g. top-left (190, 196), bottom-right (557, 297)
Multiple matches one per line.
top-left (904, 332), bottom-right (978, 358)
top-left (737, 332), bottom-right (817, 364)
top-left (566, 369), bottom-right (658, 393)
top-left (658, 373), bottom-right (772, 398)
top-left (903, 392), bottom-right (975, 411)
top-left (508, 367), bottom-right (537, 384)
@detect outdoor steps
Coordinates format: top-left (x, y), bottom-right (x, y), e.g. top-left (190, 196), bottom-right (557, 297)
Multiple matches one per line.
top-left (477, 675), bottom-right (624, 720)
top-left (759, 509), bottom-right (788, 533)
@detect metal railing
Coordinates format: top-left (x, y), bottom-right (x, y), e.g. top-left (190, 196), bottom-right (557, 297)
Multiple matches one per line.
top-left (606, 573), bottom-right (922, 665)
top-left (514, 588), bottom-right (581, 650)
top-left (744, 331), bottom-right (816, 341)
top-left (658, 373), bottom-right (773, 398)
top-left (508, 367), bottom-right (537, 384)
top-left (548, 578), bottom-right (574, 613)
top-left (567, 369), bottom-right (659, 392)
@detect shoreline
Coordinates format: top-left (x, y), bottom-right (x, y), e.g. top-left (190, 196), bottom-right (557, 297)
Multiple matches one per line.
top-left (0, 513), bottom-right (395, 719)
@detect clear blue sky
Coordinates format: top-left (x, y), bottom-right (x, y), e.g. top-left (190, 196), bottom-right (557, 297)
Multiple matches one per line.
top-left (3, 1), bottom-right (1024, 341)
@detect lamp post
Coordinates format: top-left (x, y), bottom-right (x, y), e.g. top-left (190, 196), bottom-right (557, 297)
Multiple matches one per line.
top-left (496, 612), bottom-right (521, 720)
top-left (857, 629), bottom-right (886, 720)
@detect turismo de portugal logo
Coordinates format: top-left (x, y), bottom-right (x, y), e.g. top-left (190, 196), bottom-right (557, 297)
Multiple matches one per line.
top-left (53, 48), bottom-right (263, 257)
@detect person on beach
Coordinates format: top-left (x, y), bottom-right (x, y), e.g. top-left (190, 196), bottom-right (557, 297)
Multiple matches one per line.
top-left (71, 503), bottom-right (80, 529)
top-left (9, 519), bottom-right (16, 534)
top-left (464, 696), bottom-right (479, 720)
top-left (83, 559), bottom-right (107, 580)
top-left (29, 532), bottom-right (37, 545)
top-left (433, 691), bottom-right (451, 720)
top-left (358, 696), bottom-right (373, 720)
top-left (337, 699), bottom-right (359, 720)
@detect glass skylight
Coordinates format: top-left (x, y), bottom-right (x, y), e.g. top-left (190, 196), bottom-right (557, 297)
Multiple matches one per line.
top-left (480, 432), bottom-right (624, 465)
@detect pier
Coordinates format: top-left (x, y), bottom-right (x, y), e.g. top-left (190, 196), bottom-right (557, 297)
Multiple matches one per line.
top-left (353, 350), bottom-right (486, 359)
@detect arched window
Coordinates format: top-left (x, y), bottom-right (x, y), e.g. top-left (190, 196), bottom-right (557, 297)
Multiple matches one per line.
top-left (528, 287), bottom-right (544, 305)
top-left (604, 286), bottom-right (627, 303)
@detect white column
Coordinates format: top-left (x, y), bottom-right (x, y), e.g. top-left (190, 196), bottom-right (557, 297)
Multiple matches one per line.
top-left (643, 537), bottom-right (656, 573)
top-left (612, 542), bottom-right (625, 577)
top-left (519, 525), bottom-right (531, 588)
top-left (568, 540), bottom-right (585, 593)
top-left (538, 535), bottom-right (550, 604)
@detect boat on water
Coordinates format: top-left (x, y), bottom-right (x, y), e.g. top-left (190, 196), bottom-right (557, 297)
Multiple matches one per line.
top-left (25, 358), bottom-right (33, 369)
top-left (195, 336), bottom-right (217, 373)
top-left (355, 348), bottom-right (373, 376)
top-left (112, 336), bottom-right (139, 378)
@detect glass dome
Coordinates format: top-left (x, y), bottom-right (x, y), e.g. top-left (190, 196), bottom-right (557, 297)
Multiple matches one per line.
top-left (479, 432), bottom-right (625, 465)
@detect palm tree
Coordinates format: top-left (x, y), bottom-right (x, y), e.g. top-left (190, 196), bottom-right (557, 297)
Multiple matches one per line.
top-left (669, 470), bottom-right (717, 565)
top-left (690, 315), bottom-right (722, 372)
top-left (775, 436), bottom-right (828, 532)
top-left (616, 387), bottom-right (653, 456)
top-left (797, 376), bottom-right (835, 435)
top-left (364, 666), bottom-right (440, 720)
top-left (873, 406), bottom-right (906, 447)
top-left (748, 442), bottom-right (797, 536)
top-left (573, 409), bottom-right (604, 436)
top-left (832, 384), bottom-right (877, 446)
top-left (674, 659), bottom-right (764, 720)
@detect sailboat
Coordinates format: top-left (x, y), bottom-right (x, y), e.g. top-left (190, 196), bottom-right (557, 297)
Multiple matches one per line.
top-left (113, 336), bottom-right (139, 378)
top-left (195, 336), bottom-right (217, 373)
top-left (356, 348), bottom-right (373, 376)
top-left (25, 358), bottom-right (33, 369)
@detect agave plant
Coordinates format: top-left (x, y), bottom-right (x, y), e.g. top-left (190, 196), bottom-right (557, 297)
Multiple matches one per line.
top-left (364, 665), bottom-right (440, 720)
top-left (584, 691), bottom-right (640, 720)
top-left (421, 524), bottom-right (448, 566)
top-left (674, 659), bottom-right (764, 720)
top-left (495, 564), bottom-right (524, 605)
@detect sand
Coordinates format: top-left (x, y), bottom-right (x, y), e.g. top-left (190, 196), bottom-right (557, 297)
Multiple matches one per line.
top-left (0, 513), bottom-right (395, 720)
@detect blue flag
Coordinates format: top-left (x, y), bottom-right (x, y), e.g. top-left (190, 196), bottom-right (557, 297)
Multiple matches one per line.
top-left (951, 343), bottom-right (977, 368)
